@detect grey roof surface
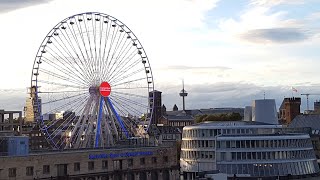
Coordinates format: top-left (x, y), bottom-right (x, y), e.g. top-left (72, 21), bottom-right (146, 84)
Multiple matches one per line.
top-left (289, 114), bottom-right (320, 130)
top-left (190, 121), bottom-right (273, 127)
top-left (166, 108), bottom-right (244, 116)
top-left (164, 115), bottom-right (194, 121)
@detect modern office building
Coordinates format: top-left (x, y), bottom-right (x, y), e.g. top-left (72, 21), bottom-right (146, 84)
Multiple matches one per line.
top-left (180, 121), bottom-right (319, 179)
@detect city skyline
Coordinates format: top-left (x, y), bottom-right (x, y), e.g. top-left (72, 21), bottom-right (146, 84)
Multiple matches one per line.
top-left (0, 0), bottom-right (320, 111)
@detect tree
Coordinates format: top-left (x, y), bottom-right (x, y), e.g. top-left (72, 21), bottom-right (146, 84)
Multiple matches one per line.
top-left (195, 113), bottom-right (242, 123)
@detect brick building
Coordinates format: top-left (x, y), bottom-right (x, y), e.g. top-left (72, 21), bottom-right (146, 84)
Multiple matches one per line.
top-left (0, 144), bottom-right (179, 180)
top-left (279, 97), bottom-right (301, 125)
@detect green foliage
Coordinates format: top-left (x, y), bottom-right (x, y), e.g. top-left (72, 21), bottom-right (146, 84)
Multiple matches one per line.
top-left (195, 113), bottom-right (242, 123)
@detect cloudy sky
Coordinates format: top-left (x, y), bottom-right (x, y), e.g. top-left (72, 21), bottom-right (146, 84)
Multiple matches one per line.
top-left (0, 0), bottom-right (320, 111)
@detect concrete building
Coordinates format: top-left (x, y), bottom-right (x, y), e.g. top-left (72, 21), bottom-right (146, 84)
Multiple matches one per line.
top-left (279, 97), bottom-right (301, 125)
top-left (252, 99), bottom-right (278, 124)
top-left (180, 121), bottom-right (319, 179)
top-left (0, 143), bottom-right (180, 180)
top-left (243, 106), bottom-right (252, 122)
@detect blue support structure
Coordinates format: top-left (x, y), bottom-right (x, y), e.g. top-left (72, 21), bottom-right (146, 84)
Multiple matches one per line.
top-left (95, 96), bottom-right (104, 148)
top-left (106, 97), bottom-right (130, 138)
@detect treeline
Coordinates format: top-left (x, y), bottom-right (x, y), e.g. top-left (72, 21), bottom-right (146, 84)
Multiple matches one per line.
top-left (195, 113), bottom-right (242, 123)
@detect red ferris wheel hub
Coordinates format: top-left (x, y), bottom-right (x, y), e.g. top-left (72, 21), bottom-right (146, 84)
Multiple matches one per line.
top-left (99, 82), bottom-right (111, 97)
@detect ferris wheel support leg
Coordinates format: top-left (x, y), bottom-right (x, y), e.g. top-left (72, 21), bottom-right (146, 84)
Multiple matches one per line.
top-left (95, 96), bottom-right (104, 148)
top-left (106, 97), bottom-right (130, 138)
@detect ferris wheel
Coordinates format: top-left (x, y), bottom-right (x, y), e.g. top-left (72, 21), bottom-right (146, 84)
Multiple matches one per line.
top-left (30, 12), bottom-right (154, 149)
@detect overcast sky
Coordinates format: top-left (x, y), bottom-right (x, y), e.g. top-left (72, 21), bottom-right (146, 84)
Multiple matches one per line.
top-left (0, 0), bottom-right (320, 111)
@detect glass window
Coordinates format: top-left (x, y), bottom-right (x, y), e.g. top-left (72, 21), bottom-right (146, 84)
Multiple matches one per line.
top-left (152, 157), bottom-right (157, 164)
top-left (26, 166), bottom-right (33, 176)
top-left (8, 168), bottom-right (16, 177)
top-left (74, 162), bottom-right (80, 171)
top-left (163, 156), bottom-right (168, 163)
top-left (102, 160), bottom-right (108, 169)
top-left (127, 159), bottom-right (133, 167)
top-left (140, 158), bottom-right (145, 165)
top-left (43, 165), bottom-right (50, 174)
top-left (88, 161), bottom-right (94, 170)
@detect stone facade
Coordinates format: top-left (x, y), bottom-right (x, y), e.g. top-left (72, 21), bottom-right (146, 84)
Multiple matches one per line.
top-left (0, 145), bottom-right (179, 180)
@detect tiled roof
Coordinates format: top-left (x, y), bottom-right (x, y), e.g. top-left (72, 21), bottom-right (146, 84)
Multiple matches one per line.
top-left (289, 114), bottom-right (320, 130)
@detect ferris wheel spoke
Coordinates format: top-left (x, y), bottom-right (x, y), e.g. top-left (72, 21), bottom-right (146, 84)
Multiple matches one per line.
top-left (42, 94), bottom-right (89, 123)
top-left (55, 27), bottom-right (93, 83)
top-left (43, 94), bottom-right (87, 129)
top-left (112, 86), bottom-right (149, 90)
top-left (107, 56), bottom-right (143, 84)
top-left (109, 95), bottom-right (145, 116)
top-left (111, 94), bottom-right (148, 109)
top-left (56, 99), bottom-right (89, 149)
top-left (109, 67), bottom-right (144, 85)
top-left (45, 47), bottom-right (88, 84)
top-left (97, 15), bottom-right (104, 83)
top-left (71, 96), bottom-right (94, 148)
top-left (47, 95), bottom-right (88, 140)
top-left (74, 16), bottom-right (96, 83)
top-left (105, 40), bottom-right (132, 79)
top-left (41, 55), bottom-right (86, 86)
top-left (39, 90), bottom-right (87, 94)
top-left (47, 40), bottom-right (87, 82)
top-left (111, 77), bottom-right (145, 87)
top-left (104, 44), bottom-right (137, 81)
top-left (39, 68), bottom-right (88, 87)
top-left (102, 23), bottom-right (119, 80)
top-left (83, 14), bottom-right (98, 84)
top-left (42, 92), bottom-right (87, 105)
top-left (37, 80), bottom-right (86, 89)
top-left (112, 91), bottom-right (148, 99)
top-left (100, 17), bottom-right (112, 81)
top-left (67, 19), bottom-right (95, 81)
top-left (105, 28), bottom-right (128, 79)
top-left (92, 14), bottom-right (102, 84)
top-left (51, 34), bottom-right (91, 84)
top-left (106, 97), bottom-right (130, 138)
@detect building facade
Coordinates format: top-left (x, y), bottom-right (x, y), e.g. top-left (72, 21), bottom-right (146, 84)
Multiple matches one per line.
top-left (0, 144), bottom-right (179, 180)
top-left (180, 121), bottom-right (319, 179)
top-left (279, 97), bottom-right (301, 125)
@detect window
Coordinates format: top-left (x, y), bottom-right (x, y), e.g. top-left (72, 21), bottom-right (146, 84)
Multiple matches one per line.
top-left (113, 160), bottom-right (122, 170)
top-left (140, 158), bottom-right (145, 165)
top-left (26, 166), bottom-right (34, 176)
top-left (152, 157), bottom-right (157, 164)
top-left (74, 162), bottom-right (80, 171)
top-left (128, 159), bottom-right (133, 167)
top-left (8, 168), bottom-right (16, 177)
top-left (102, 160), bottom-right (108, 169)
top-left (163, 156), bottom-right (168, 163)
top-left (43, 165), bottom-right (50, 174)
top-left (88, 161), bottom-right (94, 170)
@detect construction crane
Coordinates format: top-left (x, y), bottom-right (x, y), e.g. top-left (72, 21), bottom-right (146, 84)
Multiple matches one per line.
top-left (300, 93), bottom-right (320, 111)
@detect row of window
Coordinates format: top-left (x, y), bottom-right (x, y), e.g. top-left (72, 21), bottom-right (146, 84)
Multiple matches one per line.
top-left (181, 139), bottom-right (312, 150)
top-left (181, 150), bottom-right (315, 161)
top-left (217, 161), bottom-right (319, 176)
top-left (218, 139), bottom-right (312, 149)
top-left (218, 150), bottom-right (315, 161)
top-left (8, 156), bottom-right (169, 177)
top-left (182, 128), bottom-right (306, 138)
top-left (181, 151), bottom-right (215, 160)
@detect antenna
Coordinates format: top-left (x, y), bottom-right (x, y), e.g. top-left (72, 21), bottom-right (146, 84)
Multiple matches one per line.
top-left (179, 80), bottom-right (188, 111)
